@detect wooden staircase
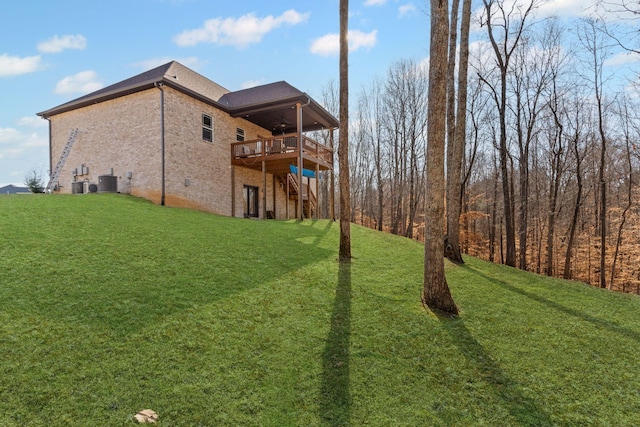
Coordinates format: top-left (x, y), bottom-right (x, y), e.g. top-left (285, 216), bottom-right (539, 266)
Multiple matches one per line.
top-left (279, 173), bottom-right (316, 218)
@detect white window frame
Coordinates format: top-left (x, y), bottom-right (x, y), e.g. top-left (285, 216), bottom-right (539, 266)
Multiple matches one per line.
top-left (236, 127), bottom-right (245, 142)
top-left (202, 113), bottom-right (213, 142)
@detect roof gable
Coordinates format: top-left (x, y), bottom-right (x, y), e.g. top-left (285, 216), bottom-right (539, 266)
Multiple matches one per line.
top-left (38, 61), bottom-right (230, 118)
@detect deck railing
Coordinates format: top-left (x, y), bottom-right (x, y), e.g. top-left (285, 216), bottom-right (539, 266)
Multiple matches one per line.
top-left (231, 133), bottom-right (333, 166)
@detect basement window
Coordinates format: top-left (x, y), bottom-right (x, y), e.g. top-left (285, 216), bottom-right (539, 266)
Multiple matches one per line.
top-left (236, 128), bottom-right (245, 142)
top-left (202, 113), bottom-right (213, 142)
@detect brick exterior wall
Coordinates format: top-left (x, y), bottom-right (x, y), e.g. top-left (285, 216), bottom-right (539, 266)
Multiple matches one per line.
top-left (49, 90), bottom-right (163, 203)
top-left (48, 86), bottom-right (304, 219)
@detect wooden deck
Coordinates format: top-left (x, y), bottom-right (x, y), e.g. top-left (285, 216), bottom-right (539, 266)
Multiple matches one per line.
top-left (231, 134), bottom-right (333, 174)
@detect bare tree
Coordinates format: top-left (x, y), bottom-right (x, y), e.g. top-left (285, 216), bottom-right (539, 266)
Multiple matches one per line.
top-left (423, 0), bottom-right (458, 316)
top-left (371, 79), bottom-right (387, 231)
top-left (544, 80), bottom-right (568, 276)
top-left (339, 0), bottom-right (351, 261)
top-left (479, 0), bottom-right (538, 267)
top-left (315, 80), bottom-right (339, 220)
top-left (385, 63), bottom-right (410, 235)
top-left (563, 93), bottom-right (587, 280)
top-left (356, 79), bottom-right (387, 231)
top-left (382, 60), bottom-right (428, 238)
top-left (579, 18), bottom-right (611, 288)
top-left (403, 61), bottom-right (428, 239)
top-left (510, 20), bottom-right (560, 271)
top-left (596, 0), bottom-right (640, 55)
top-left (609, 97), bottom-right (635, 289)
top-left (445, 0), bottom-right (473, 263)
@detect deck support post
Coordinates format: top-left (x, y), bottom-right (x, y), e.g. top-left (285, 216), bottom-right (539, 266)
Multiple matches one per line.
top-left (262, 160), bottom-right (267, 219)
top-left (231, 165), bottom-right (235, 217)
top-left (297, 102), bottom-right (304, 221)
top-left (272, 174), bottom-right (276, 219)
top-left (307, 176), bottom-right (311, 218)
top-left (286, 175), bottom-right (290, 219)
top-left (315, 163), bottom-right (320, 219)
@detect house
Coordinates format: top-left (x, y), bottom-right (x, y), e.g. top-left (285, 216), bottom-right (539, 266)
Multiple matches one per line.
top-left (37, 61), bottom-right (338, 219)
top-left (0, 185), bottom-right (31, 194)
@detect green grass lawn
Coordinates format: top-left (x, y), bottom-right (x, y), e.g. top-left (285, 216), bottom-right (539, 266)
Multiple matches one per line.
top-left (1, 194), bottom-right (640, 426)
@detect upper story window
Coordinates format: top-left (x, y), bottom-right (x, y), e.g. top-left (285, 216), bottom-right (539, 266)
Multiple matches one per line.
top-left (202, 114), bottom-right (213, 142)
top-left (236, 128), bottom-right (245, 142)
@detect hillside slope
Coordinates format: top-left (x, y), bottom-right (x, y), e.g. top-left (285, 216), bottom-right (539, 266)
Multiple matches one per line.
top-left (1, 194), bottom-right (639, 426)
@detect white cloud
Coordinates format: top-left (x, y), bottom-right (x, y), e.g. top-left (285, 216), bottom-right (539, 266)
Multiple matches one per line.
top-left (310, 30), bottom-right (378, 56)
top-left (241, 79), bottom-right (265, 89)
top-left (37, 34), bottom-right (87, 53)
top-left (0, 127), bottom-right (47, 155)
top-left (0, 54), bottom-right (43, 77)
top-left (54, 70), bottom-right (103, 95)
top-left (310, 34), bottom-right (340, 56)
top-left (0, 127), bottom-right (48, 186)
top-left (18, 116), bottom-right (48, 128)
top-left (365, 0), bottom-right (387, 5)
top-left (485, 0), bottom-right (604, 20)
top-left (605, 51), bottom-right (640, 67)
top-left (399, 3), bottom-right (417, 18)
top-left (174, 9), bottom-right (310, 48)
top-left (534, 0), bottom-right (595, 18)
top-left (131, 56), bottom-right (204, 71)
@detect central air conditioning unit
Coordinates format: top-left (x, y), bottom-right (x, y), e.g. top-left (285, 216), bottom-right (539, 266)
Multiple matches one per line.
top-left (98, 175), bottom-right (118, 193)
top-left (71, 182), bottom-right (84, 194)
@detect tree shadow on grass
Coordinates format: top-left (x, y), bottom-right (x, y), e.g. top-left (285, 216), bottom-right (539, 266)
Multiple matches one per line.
top-left (465, 265), bottom-right (640, 345)
top-left (319, 261), bottom-right (351, 426)
top-left (443, 318), bottom-right (554, 426)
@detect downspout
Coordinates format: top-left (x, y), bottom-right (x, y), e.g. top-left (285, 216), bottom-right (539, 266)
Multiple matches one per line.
top-left (44, 116), bottom-right (52, 186)
top-left (155, 82), bottom-right (166, 206)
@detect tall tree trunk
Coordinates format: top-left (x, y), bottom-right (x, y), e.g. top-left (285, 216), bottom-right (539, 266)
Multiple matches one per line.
top-left (515, 89), bottom-right (529, 271)
top-left (423, 0), bottom-right (458, 316)
top-left (339, 0), bottom-right (351, 261)
top-left (610, 100), bottom-right (634, 290)
top-left (481, 0), bottom-right (534, 267)
top-left (564, 113), bottom-right (583, 279)
top-left (579, 18), bottom-right (608, 288)
top-left (374, 87), bottom-right (384, 231)
top-left (445, 0), bottom-right (471, 264)
top-left (545, 145), bottom-right (563, 276)
top-left (546, 89), bottom-right (565, 277)
top-left (597, 108), bottom-right (607, 289)
top-left (445, 0), bottom-right (460, 243)
top-left (489, 163), bottom-right (499, 263)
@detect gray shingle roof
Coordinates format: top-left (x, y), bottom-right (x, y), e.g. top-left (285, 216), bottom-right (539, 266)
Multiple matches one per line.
top-left (38, 61), bottom-right (230, 118)
top-left (37, 61), bottom-right (339, 133)
top-left (219, 81), bottom-right (302, 108)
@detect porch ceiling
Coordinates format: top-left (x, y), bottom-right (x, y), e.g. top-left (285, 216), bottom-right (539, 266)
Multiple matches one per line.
top-left (230, 97), bottom-right (338, 135)
top-left (220, 81), bottom-right (339, 134)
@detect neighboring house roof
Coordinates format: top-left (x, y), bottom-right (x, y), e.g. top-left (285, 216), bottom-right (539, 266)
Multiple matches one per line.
top-left (37, 61), bottom-right (339, 134)
top-left (0, 185), bottom-right (31, 194)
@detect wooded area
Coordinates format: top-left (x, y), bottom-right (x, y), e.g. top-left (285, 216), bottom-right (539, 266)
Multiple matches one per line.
top-left (317, 1), bottom-right (640, 295)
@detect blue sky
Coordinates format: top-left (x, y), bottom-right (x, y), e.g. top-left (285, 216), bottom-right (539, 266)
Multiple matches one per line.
top-left (0, 0), bottom-right (429, 186)
top-left (0, 0), bottom-right (637, 187)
